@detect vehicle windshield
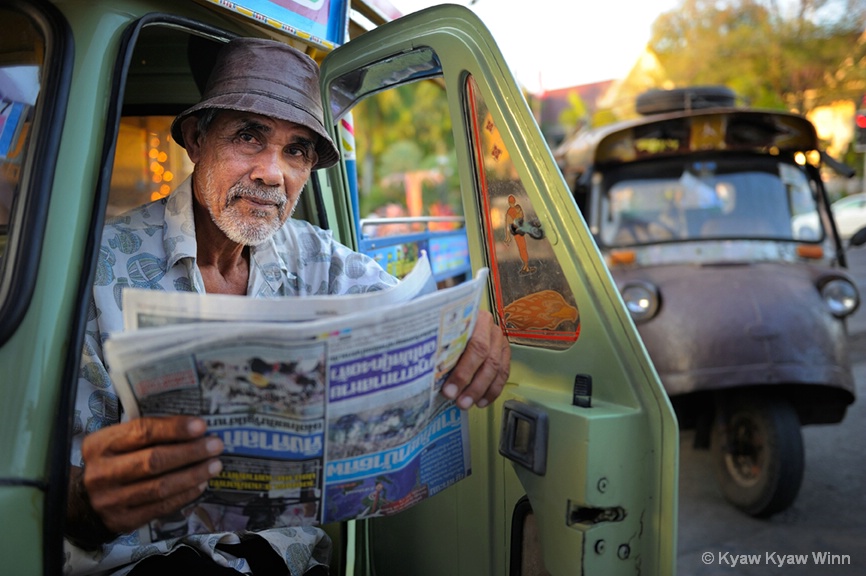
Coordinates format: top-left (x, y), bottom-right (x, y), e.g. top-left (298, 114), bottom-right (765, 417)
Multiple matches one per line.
top-left (598, 156), bottom-right (821, 247)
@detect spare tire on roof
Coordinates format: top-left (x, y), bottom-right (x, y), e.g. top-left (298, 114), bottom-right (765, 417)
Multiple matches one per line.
top-left (636, 86), bottom-right (737, 116)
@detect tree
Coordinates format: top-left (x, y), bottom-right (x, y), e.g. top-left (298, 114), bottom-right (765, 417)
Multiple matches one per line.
top-left (648, 0), bottom-right (866, 114)
top-left (351, 81), bottom-right (459, 217)
top-left (558, 92), bottom-right (589, 131)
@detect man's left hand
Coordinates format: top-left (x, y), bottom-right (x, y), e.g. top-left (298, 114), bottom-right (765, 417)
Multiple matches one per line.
top-left (441, 310), bottom-right (510, 409)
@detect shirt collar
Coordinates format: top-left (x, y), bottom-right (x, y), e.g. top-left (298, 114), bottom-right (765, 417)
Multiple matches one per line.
top-left (163, 176), bottom-right (199, 273)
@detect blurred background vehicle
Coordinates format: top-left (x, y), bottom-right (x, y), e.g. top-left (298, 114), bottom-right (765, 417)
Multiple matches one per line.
top-left (556, 86), bottom-right (864, 518)
top-left (792, 192), bottom-right (866, 242)
top-left (831, 193), bottom-right (866, 241)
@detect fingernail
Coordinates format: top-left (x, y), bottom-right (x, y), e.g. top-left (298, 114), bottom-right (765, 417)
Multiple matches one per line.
top-left (443, 384), bottom-right (458, 399)
top-left (198, 481), bottom-right (209, 492)
top-left (208, 460), bottom-right (223, 475)
top-left (458, 396), bottom-right (474, 410)
top-left (188, 419), bottom-right (206, 435)
top-left (476, 399), bottom-right (489, 408)
top-left (206, 437), bottom-right (223, 455)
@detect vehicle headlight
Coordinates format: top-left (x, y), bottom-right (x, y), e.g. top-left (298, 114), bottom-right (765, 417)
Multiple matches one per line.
top-left (620, 281), bottom-right (660, 322)
top-left (820, 278), bottom-right (860, 318)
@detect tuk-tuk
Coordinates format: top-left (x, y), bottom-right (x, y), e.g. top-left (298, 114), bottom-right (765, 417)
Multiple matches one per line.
top-left (556, 86), bottom-right (861, 517)
top-left (0, 1), bottom-right (678, 574)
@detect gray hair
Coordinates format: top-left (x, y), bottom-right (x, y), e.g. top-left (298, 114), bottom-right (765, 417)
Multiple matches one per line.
top-left (195, 108), bottom-right (221, 139)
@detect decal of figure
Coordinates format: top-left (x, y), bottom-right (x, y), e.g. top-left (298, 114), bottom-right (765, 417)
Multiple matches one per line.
top-left (504, 194), bottom-right (542, 275)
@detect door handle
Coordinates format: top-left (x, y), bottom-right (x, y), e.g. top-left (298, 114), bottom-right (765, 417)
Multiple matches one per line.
top-left (498, 399), bottom-right (548, 475)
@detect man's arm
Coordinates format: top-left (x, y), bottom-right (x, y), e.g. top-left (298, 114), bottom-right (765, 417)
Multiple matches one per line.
top-left (441, 310), bottom-right (510, 409)
top-left (66, 416), bottom-right (225, 547)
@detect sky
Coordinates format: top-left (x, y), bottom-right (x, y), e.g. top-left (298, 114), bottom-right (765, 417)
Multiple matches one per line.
top-left (389, 0), bottom-right (681, 93)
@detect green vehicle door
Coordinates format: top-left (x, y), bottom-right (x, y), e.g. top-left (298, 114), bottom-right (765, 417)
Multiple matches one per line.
top-left (318, 5), bottom-right (678, 575)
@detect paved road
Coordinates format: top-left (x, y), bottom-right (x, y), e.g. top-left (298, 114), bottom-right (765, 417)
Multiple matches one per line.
top-left (676, 246), bottom-right (866, 575)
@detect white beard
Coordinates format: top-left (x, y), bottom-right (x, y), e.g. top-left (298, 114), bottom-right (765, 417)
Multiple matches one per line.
top-left (199, 168), bottom-right (295, 246)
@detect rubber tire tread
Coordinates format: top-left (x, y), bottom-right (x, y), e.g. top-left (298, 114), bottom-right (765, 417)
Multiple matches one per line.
top-left (711, 395), bottom-right (804, 517)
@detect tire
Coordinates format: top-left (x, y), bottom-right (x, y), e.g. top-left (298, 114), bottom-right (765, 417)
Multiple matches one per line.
top-left (711, 395), bottom-right (804, 517)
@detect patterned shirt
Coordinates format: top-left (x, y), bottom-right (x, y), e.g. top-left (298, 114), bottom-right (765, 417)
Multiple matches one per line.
top-left (66, 177), bottom-right (398, 575)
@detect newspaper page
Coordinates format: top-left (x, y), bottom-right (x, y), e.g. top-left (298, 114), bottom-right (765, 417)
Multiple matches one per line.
top-left (103, 264), bottom-right (487, 541)
top-left (121, 250), bottom-right (435, 329)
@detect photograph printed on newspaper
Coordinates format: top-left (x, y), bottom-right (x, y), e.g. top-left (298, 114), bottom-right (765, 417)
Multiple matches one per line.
top-left (103, 255), bottom-right (488, 541)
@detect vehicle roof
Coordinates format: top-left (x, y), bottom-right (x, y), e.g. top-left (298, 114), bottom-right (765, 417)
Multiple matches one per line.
top-left (555, 107), bottom-right (820, 176)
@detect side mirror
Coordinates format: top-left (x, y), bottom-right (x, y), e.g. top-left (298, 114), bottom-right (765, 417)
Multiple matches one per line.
top-left (848, 226), bottom-right (866, 248)
top-left (820, 151), bottom-right (857, 179)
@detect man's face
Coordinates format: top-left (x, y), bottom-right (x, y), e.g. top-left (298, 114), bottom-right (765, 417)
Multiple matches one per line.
top-left (184, 110), bottom-right (319, 245)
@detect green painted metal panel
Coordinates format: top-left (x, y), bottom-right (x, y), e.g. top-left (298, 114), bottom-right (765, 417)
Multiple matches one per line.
top-left (320, 5), bottom-right (678, 575)
top-left (0, 487), bottom-right (45, 575)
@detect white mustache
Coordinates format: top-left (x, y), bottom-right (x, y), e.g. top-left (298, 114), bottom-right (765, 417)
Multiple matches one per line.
top-left (226, 185), bottom-right (287, 211)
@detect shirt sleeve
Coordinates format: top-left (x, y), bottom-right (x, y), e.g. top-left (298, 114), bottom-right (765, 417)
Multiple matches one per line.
top-left (324, 235), bottom-right (400, 295)
top-left (278, 220), bottom-right (398, 295)
top-left (69, 297), bottom-right (121, 466)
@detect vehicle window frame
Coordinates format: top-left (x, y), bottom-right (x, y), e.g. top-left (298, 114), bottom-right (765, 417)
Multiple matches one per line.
top-left (51, 14), bottom-right (234, 570)
top-left (466, 75), bottom-right (580, 349)
top-left (0, 2), bottom-right (74, 571)
top-left (0, 0), bottom-right (72, 346)
top-left (50, 14), bottom-right (358, 573)
top-left (106, 22), bottom-right (337, 228)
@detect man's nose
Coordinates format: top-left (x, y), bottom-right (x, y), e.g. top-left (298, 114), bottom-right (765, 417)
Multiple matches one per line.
top-left (250, 146), bottom-right (284, 186)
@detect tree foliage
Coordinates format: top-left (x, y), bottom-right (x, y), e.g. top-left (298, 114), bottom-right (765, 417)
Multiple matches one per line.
top-left (351, 81), bottom-right (460, 217)
top-left (648, 0), bottom-right (866, 113)
top-left (558, 92), bottom-right (589, 129)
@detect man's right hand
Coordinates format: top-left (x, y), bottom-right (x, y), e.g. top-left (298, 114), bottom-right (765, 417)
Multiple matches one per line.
top-left (73, 416), bottom-right (224, 536)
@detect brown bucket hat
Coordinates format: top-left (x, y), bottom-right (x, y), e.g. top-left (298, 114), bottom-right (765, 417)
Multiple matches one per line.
top-left (170, 37), bottom-right (339, 170)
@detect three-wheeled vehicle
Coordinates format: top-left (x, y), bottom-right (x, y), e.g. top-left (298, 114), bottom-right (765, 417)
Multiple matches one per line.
top-left (1, 1), bottom-right (679, 574)
top-left (556, 87), bottom-right (862, 517)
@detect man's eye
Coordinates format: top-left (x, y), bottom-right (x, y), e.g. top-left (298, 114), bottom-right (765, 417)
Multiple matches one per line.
top-left (288, 144), bottom-right (310, 158)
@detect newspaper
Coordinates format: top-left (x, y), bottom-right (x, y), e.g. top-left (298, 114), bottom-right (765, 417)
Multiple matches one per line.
top-left (103, 254), bottom-right (488, 541)
top-left (121, 248), bottom-right (436, 330)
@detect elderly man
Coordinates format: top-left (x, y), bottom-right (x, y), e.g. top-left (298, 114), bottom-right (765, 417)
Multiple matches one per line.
top-left (65, 38), bottom-right (509, 575)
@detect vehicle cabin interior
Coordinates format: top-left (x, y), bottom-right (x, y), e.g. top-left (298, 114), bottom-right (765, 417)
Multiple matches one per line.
top-left (0, 8), bottom-right (43, 284)
top-left (111, 26), bottom-right (323, 224)
top-left (109, 23), bottom-right (353, 572)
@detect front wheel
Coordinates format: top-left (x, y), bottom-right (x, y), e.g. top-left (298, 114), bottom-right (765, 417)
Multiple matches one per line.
top-left (711, 395), bottom-right (804, 517)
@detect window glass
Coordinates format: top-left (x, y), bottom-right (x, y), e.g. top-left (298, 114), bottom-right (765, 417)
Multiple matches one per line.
top-left (351, 80), bottom-right (467, 283)
top-left (467, 76), bottom-right (579, 349)
top-left (598, 158), bottom-right (821, 246)
top-left (353, 80), bottom-right (462, 237)
top-left (108, 24), bottom-right (208, 216)
top-left (0, 7), bottom-right (43, 274)
top-left (109, 116), bottom-right (193, 217)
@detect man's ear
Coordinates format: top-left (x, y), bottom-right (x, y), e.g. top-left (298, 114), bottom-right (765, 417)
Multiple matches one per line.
top-left (179, 116), bottom-right (203, 163)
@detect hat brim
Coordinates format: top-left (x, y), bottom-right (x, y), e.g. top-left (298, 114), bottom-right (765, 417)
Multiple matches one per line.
top-left (170, 98), bottom-right (340, 170)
